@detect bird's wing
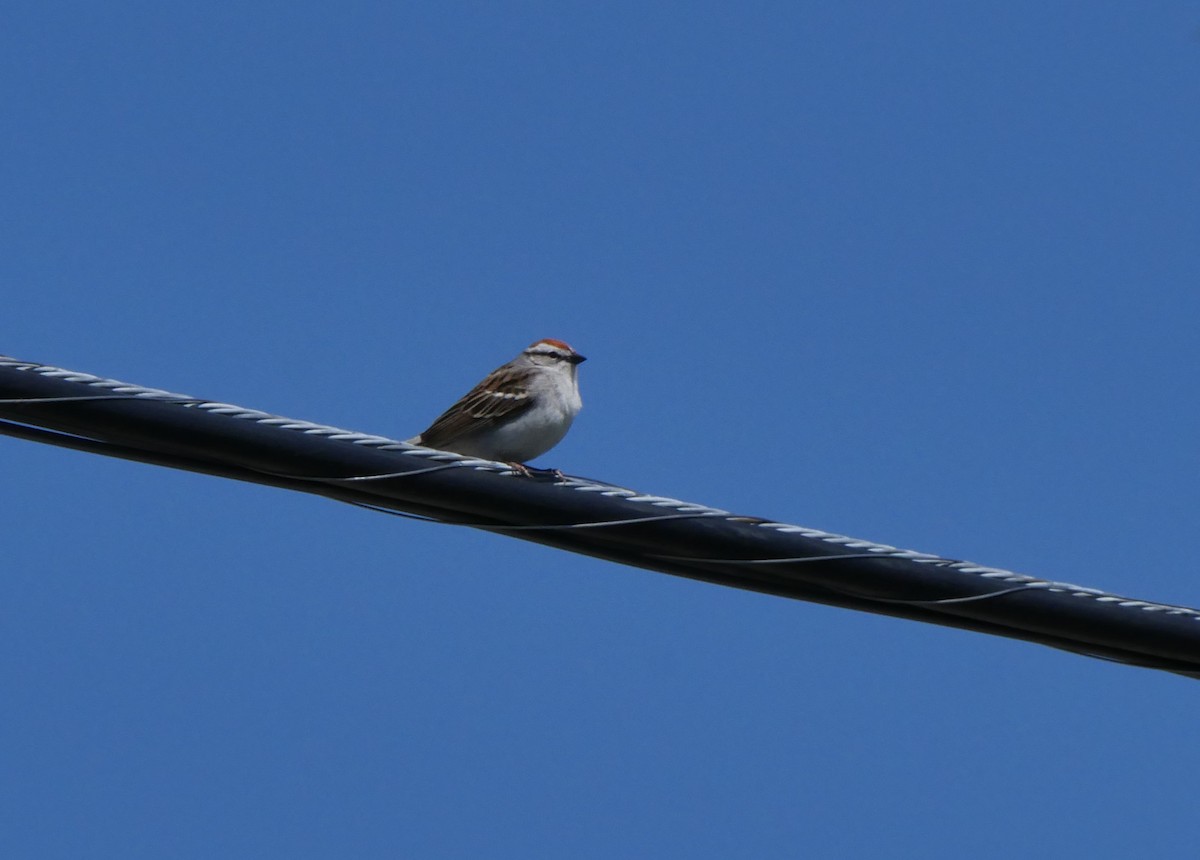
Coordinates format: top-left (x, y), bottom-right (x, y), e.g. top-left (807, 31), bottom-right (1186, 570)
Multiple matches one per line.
top-left (416, 366), bottom-right (534, 447)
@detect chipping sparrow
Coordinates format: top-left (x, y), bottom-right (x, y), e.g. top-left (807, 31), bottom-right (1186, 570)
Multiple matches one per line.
top-left (407, 338), bottom-right (585, 467)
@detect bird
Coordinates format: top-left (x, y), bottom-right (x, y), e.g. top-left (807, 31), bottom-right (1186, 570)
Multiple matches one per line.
top-left (407, 338), bottom-right (585, 470)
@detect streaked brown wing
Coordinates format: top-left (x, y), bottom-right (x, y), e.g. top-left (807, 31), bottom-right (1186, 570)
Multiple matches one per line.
top-left (417, 368), bottom-right (533, 447)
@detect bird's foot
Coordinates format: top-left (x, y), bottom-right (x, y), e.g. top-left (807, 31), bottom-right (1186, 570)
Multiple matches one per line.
top-left (507, 463), bottom-right (568, 481)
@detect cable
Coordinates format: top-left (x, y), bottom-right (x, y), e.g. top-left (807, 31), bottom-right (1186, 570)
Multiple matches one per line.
top-left (2, 352), bottom-right (1199, 680)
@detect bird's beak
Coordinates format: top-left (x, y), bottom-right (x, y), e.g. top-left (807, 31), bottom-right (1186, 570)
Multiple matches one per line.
top-left (569, 352), bottom-right (587, 364)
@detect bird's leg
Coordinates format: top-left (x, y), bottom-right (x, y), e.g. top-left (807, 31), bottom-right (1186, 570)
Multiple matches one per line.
top-left (508, 463), bottom-right (567, 481)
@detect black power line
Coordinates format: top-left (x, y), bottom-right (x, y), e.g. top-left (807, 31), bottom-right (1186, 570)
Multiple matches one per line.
top-left (2, 353), bottom-right (1198, 679)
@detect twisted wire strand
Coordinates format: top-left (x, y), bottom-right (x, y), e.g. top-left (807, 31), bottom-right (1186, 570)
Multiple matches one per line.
top-left (3, 353), bottom-right (1199, 672)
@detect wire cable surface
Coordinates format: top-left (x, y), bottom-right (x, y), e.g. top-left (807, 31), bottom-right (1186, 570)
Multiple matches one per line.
top-left (2, 353), bottom-right (1198, 679)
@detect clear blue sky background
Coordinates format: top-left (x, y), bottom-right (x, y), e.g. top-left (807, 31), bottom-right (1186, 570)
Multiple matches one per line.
top-left (3, 3), bottom-right (1198, 857)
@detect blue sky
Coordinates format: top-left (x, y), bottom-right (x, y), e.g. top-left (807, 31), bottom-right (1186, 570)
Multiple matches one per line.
top-left (3, 3), bottom-right (1199, 857)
